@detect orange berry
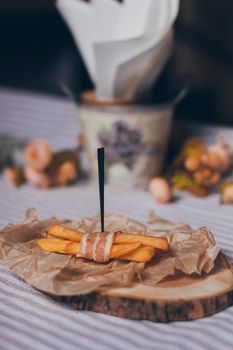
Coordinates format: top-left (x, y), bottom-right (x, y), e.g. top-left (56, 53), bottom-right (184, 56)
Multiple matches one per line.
top-left (194, 168), bottom-right (220, 186)
top-left (57, 161), bottom-right (77, 185)
top-left (207, 146), bottom-right (231, 172)
top-left (148, 177), bottom-right (172, 204)
top-left (25, 140), bottom-right (52, 171)
top-left (184, 156), bottom-right (201, 172)
top-left (24, 166), bottom-right (51, 188)
top-left (221, 183), bottom-right (233, 204)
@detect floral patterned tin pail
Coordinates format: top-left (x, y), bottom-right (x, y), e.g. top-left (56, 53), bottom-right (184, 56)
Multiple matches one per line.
top-left (78, 89), bottom-right (185, 187)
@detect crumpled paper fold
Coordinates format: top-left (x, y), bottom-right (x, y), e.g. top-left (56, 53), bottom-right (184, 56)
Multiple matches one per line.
top-left (0, 209), bottom-right (220, 296)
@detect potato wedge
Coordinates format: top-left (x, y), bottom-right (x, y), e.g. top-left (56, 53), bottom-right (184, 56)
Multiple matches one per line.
top-left (47, 224), bottom-right (169, 251)
top-left (110, 242), bottom-right (141, 259)
top-left (64, 242), bottom-right (81, 255)
top-left (47, 224), bottom-right (83, 241)
top-left (120, 245), bottom-right (155, 262)
top-left (114, 233), bottom-right (168, 251)
top-left (37, 239), bottom-right (145, 261)
top-left (37, 238), bottom-right (71, 253)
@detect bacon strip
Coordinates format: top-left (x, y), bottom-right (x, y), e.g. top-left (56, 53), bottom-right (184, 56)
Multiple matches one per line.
top-left (80, 232), bottom-right (115, 262)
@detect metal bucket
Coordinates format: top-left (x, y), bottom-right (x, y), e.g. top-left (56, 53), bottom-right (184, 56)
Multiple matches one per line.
top-left (77, 82), bottom-right (187, 188)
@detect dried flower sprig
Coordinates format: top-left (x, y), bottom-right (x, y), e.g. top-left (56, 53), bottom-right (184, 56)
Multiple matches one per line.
top-left (171, 134), bottom-right (233, 198)
top-left (3, 139), bottom-right (81, 188)
top-left (3, 166), bottom-right (25, 187)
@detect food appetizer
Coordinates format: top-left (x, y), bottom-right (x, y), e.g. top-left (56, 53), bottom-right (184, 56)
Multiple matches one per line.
top-left (37, 224), bottom-right (169, 263)
top-left (1, 209), bottom-right (232, 322)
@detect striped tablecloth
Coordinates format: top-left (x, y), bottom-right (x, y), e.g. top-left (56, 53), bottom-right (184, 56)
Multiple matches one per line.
top-left (1, 88), bottom-right (233, 350)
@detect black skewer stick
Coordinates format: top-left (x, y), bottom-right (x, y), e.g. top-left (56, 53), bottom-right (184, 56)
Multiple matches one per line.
top-left (97, 148), bottom-right (105, 232)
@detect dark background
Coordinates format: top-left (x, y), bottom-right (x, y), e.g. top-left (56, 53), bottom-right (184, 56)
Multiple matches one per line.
top-left (0, 0), bottom-right (233, 125)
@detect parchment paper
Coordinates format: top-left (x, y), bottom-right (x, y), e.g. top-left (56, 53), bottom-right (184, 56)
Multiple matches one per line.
top-left (0, 209), bottom-right (220, 296)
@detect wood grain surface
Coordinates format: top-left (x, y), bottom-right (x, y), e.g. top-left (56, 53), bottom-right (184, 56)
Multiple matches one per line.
top-left (58, 253), bottom-right (233, 322)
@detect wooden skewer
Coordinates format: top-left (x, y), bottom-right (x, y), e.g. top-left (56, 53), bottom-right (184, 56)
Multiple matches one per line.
top-left (97, 147), bottom-right (105, 232)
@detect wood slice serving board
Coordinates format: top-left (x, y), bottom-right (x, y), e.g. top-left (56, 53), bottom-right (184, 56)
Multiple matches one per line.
top-left (58, 254), bottom-right (233, 322)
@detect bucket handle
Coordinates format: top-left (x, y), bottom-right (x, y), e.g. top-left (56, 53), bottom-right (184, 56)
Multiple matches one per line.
top-left (59, 75), bottom-right (191, 107)
top-left (170, 74), bottom-right (191, 106)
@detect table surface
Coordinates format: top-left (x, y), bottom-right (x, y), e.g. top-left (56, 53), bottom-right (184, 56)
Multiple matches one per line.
top-left (0, 88), bottom-right (233, 350)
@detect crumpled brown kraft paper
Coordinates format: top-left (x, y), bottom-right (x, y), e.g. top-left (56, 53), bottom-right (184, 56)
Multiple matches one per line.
top-left (0, 208), bottom-right (220, 296)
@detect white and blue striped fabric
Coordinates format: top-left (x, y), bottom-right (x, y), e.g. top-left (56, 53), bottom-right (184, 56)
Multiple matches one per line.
top-left (0, 88), bottom-right (233, 350)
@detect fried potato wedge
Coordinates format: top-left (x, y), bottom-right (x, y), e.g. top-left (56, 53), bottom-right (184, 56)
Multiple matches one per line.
top-left (120, 245), bottom-right (156, 262)
top-left (37, 239), bottom-right (149, 261)
top-left (64, 242), bottom-right (81, 255)
top-left (114, 233), bottom-right (169, 251)
top-left (37, 238), bottom-right (71, 253)
top-left (110, 242), bottom-right (141, 259)
top-left (47, 224), bottom-right (169, 251)
top-left (47, 224), bottom-right (83, 241)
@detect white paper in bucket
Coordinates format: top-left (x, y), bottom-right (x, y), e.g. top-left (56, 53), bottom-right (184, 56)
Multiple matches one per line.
top-left (56, 0), bottom-right (96, 82)
top-left (56, 0), bottom-right (180, 100)
top-left (100, 30), bottom-right (174, 100)
top-left (92, 0), bottom-right (121, 42)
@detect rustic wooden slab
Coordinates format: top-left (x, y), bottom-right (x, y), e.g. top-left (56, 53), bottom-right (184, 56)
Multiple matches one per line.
top-left (59, 253), bottom-right (233, 322)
